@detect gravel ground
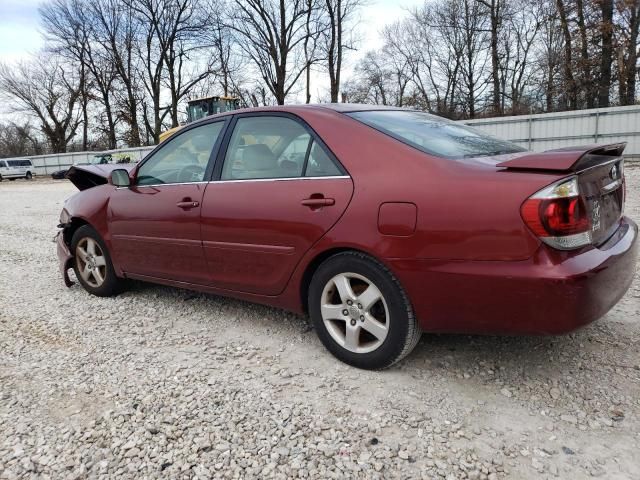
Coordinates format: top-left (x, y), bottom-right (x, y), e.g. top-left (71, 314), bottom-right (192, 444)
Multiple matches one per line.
top-left (0, 167), bottom-right (639, 480)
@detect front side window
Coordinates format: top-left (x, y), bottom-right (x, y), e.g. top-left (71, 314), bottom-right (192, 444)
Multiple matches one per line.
top-left (0, 161), bottom-right (6, 167)
top-left (221, 116), bottom-right (342, 180)
top-left (137, 122), bottom-right (224, 186)
top-left (347, 110), bottom-right (525, 159)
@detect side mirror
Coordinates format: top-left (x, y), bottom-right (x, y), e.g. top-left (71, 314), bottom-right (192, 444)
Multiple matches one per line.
top-left (109, 169), bottom-right (131, 187)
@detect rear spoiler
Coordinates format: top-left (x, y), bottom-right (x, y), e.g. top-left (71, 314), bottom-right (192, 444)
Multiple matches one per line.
top-left (497, 143), bottom-right (626, 172)
top-left (66, 164), bottom-right (135, 191)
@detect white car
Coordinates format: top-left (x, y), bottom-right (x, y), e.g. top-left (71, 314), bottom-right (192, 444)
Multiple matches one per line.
top-left (0, 158), bottom-right (36, 181)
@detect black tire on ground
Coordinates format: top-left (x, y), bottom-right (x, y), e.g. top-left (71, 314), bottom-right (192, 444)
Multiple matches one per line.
top-left (9, 178), bottom-right (15, 181)
top-left (308, 251), bottom-right (421, 370)
top-left (0, 175), bottom-right (3, 182)
top-left (25, 172), bottom-right (32, 180)
top-left (71, 225), bottom-right (122, 297)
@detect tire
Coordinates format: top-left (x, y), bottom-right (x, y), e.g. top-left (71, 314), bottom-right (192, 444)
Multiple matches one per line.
top-left (0, 175), bottom-right (3, 182)
top-left (308, 251), bottom-right (421, 370)
top-left (9, 178), bottom-right (15, 181)
top-left (71, 225), bottom-right (121, 297)
top-left (25, 172), bottom-right (32, 180)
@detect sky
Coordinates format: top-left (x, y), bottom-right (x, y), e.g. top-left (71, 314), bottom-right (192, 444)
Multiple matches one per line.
top-left (0, 0), bottom-right (45, 64)
top-left (0, 0), bottom-right (423, 112)
top-left (0, 0), bottom-right (422, 64)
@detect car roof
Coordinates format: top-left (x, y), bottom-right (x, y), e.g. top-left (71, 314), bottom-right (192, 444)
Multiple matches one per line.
top-left (187, 103), bottom-right (407, 127)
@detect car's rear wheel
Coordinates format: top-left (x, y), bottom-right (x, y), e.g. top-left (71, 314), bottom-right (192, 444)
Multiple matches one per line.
top-left (308, 251), bottom-right (421, 369)
top-left (25, 172), bottom-right (32, 180)
top-left (71, 225), bottom-right (121, 297)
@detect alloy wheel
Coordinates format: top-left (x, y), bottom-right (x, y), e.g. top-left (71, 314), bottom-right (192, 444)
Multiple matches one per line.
top-left (76, 237), bottom-right (107, 288)
top-left (320, 272), bottom-right (389, 354)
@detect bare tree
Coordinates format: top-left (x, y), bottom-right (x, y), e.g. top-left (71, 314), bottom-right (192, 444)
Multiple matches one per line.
top-left (320, 0), bottom-right (362, 102)
top-left (0, 122), bottom-right (44, 158)
top-left (0, 57), bottom-right (81, 153)
top-left (39, 0), bottom-right (94, 150)
top-left (599, 0), bottom-right (615, 106)
top-left (128, 0), bottom-right (214, 129)
top-left (498, 0), bottom-right (544, 114)
top-left (616, 0), bottom-right (640, 105)
top-left (90, 0), bottom-right (143, 147)
top-left (477, 0), bottom-right (504, 114)
top-left (230, 0), bottom-right (313, 104)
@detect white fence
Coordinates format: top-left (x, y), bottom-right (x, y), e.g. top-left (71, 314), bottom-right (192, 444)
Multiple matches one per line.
top-left (12, 146), bottom-right (155, 176)
top-left (463, 104), bottom-right (640, 161)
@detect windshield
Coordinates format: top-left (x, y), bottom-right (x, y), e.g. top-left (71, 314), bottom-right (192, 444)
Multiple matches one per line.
top-left (347, 110), bottom-right (525, 159)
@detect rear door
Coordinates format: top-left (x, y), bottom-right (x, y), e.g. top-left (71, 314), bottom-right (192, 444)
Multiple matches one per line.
top-left (108, 120), bottom-right (227, 284)
top-left (201, 113), bottom-right (353, 295)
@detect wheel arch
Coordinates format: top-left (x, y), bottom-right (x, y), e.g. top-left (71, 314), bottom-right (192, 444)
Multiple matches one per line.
top-left (62, 217), bottom-right (92, 246)
top-left (299, 246), bottom-right (392, 314)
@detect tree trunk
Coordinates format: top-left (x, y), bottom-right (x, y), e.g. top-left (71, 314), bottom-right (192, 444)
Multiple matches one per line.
top-left (576, 0), bottom-right (593, 108)
top-left (104, 96), bottom-right (117, 150)
top-left (80, 61), bottom-right (89, 151)
top-left (598, 0), bottom-right (613, 107)
top-left (556, 0), bottom-right (577, 109)
top-left (127, 86), bottom-right (141, 147)
top-left (487, 0), bottom-right (501, 114)
top-left (334, 0), bottom-right (342, 103)
top-left (623, 3), bottom-right (639, 105)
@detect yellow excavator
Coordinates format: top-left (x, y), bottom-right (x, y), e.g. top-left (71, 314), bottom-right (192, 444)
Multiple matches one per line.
top-left (159, 95), bottom-right (241, 143)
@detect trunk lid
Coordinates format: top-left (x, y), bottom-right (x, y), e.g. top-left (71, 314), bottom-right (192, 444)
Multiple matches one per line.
top-left (577, 158), bottom-right (625, 246)
top-left (495, 143), bottom-right (625, 172)
top-left (499, 143), bottom-right (626, 247)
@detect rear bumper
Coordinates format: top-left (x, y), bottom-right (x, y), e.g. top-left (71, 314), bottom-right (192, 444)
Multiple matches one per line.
top-left (55, 231), bottom-right (74, 287)
top-left (389, 217), bottom-right (638, 335)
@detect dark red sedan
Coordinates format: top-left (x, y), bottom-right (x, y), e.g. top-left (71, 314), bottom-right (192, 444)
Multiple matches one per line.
top-left (56, 104), bottom-right (638, 369)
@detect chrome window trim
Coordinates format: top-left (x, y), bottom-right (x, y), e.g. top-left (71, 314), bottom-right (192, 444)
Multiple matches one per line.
top-left (118, 175), bottom-right (351, 189)
top-left (209, 175), bottom-right (351, 184)
top-left (117, 181), bottom-right (210, 190)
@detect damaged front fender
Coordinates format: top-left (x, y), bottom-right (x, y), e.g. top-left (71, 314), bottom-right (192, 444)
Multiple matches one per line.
top-left (55, 230), bottom-right (74, 287)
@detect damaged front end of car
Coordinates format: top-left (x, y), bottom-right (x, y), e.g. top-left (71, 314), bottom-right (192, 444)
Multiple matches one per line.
top-left (55, 164), bottom-right (133, 287)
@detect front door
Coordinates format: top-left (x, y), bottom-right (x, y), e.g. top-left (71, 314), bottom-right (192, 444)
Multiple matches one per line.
top-left (109, 120), bottom-right (226, 284)
top-left (201, 114), bottom-right (353, 295)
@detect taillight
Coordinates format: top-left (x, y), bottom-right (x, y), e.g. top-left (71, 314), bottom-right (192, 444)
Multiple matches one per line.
top-left (521, 177), bottom-right (592, 250)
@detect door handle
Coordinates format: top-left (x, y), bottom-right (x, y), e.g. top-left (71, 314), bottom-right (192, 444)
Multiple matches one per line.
top-left (301, 197), bottom-right (335, 208)
top-left (176, 200), bottom-right (200, 209)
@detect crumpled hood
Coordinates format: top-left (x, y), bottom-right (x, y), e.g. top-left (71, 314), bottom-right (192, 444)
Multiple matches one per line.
top-left (65, 164), bottom-right (135, 191)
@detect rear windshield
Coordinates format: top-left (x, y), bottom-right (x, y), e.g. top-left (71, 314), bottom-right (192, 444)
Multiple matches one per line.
top-left (347, 110), bottom-right (525, 159)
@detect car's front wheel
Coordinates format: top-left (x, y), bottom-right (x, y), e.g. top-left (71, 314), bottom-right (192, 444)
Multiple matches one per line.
top-left (71, 225), bottom-right (121, 297)
top-left (25, 172), bottom-right (32, 180)
top-left (308, 251), bottom-right (421, 369)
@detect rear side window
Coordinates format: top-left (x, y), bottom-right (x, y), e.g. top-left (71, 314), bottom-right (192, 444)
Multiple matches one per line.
top-left (306, 141), bottom-right (342, 177)
top-left (221, 116), bottom-right (343, 180)
top-left (347, 110), bottom-right (525, 159)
